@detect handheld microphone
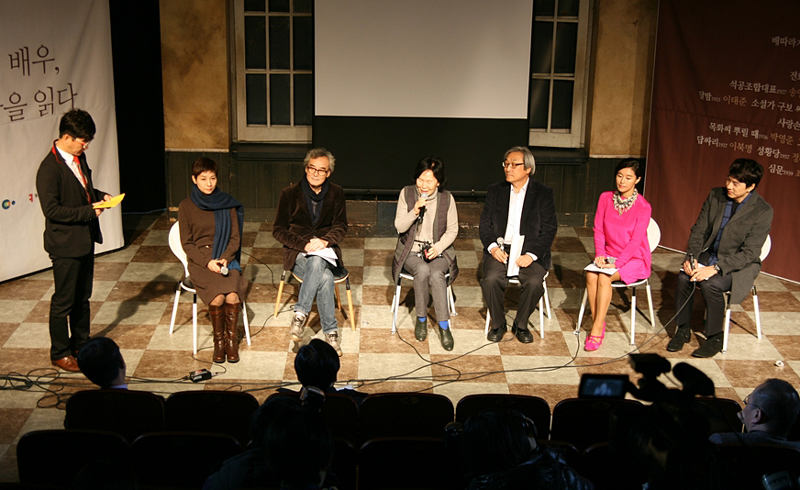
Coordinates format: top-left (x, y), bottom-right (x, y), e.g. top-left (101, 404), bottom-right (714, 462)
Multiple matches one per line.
top-left (417, 192), bottom-right (428, 222)
top-left (220, 265), bottom-right (229, 276)
top-left (497, 237), bottom-right (505, 249)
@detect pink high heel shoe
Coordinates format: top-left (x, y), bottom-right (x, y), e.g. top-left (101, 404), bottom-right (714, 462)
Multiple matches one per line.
top-left (584, 322), bottom-right (606, 351)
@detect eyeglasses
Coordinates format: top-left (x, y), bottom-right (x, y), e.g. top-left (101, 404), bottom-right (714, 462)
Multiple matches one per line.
top-left (74, 137), bottom-right (91, 148)
top-left (306, 165), bottom-right (330, 175)
top-left (502, 161), bottom-right (525, 169)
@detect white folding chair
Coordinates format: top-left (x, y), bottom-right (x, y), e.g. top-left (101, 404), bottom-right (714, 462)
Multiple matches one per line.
top-left (483, 272), bottom-right (551, 338)
top-left (390, 270), bottom-right (456, 334)
top-left (721, 235), bottom-right (771, 353)
top-left (168, 221), bottom-right (251, 354)
top-left (574, 218), bottom-right (661, 345)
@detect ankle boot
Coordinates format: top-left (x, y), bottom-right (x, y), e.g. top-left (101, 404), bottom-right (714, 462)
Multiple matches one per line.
top-left (209, 304), bottom-right (226, 363)
top-left (223, 302), bottom-right (242, 363)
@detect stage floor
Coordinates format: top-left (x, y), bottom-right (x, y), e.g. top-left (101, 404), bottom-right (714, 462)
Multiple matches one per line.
top-left (2, 211), bottom-right (799, 481)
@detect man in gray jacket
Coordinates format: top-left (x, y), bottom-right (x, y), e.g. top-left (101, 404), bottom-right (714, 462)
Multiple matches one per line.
top-left (668, 159), bottom-right (773, 358)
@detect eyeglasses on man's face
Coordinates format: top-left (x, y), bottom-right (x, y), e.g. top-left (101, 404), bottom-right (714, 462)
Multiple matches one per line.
top-left (73, 136), bottom-right (91, 148)
top-left (306, 165), bottom-right (330, 175)
top-left (502, 161), bottom-right (525, 169)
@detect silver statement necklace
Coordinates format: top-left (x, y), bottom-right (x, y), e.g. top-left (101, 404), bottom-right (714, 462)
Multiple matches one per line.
top-left (613, 188), bottom-right (638, 215)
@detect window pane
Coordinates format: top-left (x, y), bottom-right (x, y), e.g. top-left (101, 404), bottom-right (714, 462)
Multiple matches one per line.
top-left (554, 23), bottom-right (577, 74)
top-left (535, 0), bottom-right (555, 16)
top-left (269, 17), bottom-right (290, 70)
top-left (294, 0), bottom-right (312, 13)
top-left (558, 0), bottom-right (580, 17)
top-left (270, 74), bottom-right (291, 125)
top-left (246, 74), bottom-right (267, 125)
top-left (244, 0), bottom-right (265, 12)
top-left (294, 16), bottom-right (314, 71)
top-left (269, 0), bottom-right (289, 13)
top-left (529, 79), bottom-right (550, 129)
top-left (551, 80), bottom-right (574, 130)
top-left (245, 16), bottom-right (266, 70)
top-left (294, 74), bottom-right (313, 125)
top-left (531, 21), bottom-right (553, 74)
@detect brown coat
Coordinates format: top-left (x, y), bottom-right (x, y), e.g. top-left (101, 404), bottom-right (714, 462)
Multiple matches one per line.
top-left (178, 198), bottom-right (248, 305)
top-left (272, 182), bottom-right (348, 271)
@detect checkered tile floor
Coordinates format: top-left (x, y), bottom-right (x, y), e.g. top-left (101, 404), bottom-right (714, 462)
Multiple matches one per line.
top-left (1, 211), bottom-right (799, 481)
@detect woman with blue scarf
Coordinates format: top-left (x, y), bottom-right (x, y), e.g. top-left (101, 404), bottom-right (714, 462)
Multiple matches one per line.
top-left (178, 158), bottom-right (247, 363)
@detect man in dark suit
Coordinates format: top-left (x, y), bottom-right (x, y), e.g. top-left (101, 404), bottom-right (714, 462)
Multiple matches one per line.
top-left (480, 146), bottom-right (557, 343)
top-left (273, 148), bottom-right (348, 356)
top-left (36, 109), bottom-right (111, 371)
top-left (668, 159), bottom-right (773, 357)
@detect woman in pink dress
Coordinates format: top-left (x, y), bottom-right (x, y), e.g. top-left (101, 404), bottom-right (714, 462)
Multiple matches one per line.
top-left (584, 158), bottom-right (651, 351)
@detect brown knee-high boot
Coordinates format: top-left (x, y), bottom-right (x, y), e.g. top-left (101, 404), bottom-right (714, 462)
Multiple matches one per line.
top-left (223, 302), bottom-right (242, 363)
top-left (208, 304), bottom-right (226, 363)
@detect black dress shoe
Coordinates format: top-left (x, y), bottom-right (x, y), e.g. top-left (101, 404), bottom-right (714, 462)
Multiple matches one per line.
top-left (415, 317), bottom-right (428, 341)
top-left (487, 324), bottom-right (507, 342)
top-left (691, 332), bottom-right (723, 358)
top-left (436, 325), bottom-right (454, 351)
top-left (512, 322), bottom-right (534, 344)
top-left (667, 325), bottom-right (692, 352)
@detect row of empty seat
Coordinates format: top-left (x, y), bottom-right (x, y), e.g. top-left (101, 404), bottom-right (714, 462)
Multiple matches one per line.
top-left (62, 389), bottom-right (752, 451)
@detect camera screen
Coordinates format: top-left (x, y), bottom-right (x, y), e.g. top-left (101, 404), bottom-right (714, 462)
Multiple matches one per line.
top-left (579, 374), bottom-right (627, 398)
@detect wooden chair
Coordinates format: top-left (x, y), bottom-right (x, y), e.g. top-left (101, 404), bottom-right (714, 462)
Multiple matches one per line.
top-left (274, 267), bottom-right (355, 331)
top-left (165, 390), bottom-right (259, 446)
top-left (65, 389), bottom-right (165, 443)
top-left (17, 429), bottom-right (130, 486)
top-left (168, 221), bottom-right (251, 354)
top-left (455, 393), bottom-right (551, 440)
top-left (575, 218), bottom-right (661, 344)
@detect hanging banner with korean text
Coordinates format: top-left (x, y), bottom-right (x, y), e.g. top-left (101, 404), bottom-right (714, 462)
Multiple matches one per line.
top-left (646, 0), bottom-right (800, 282)
top-left (0, 0), bottom-right (123, 282)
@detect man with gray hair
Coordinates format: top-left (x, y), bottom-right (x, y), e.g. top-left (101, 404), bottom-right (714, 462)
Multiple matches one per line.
top-left (479, 146), bottom-right (557, 343)
top-left (710, 379), bottom-right (800, 449)
top-left (274, 148), bottom-right (348, 356)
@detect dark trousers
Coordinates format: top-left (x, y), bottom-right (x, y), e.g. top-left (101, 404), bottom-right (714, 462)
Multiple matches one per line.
top-left (675, 270), bottom-right (732, 337)
top-left (481, 254), bottom-right (546, 330)
top-left (49, 252), bottom-right (94, 359)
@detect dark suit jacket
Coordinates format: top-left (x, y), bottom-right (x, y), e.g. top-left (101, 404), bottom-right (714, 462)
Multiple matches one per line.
top-left (36, 146), bottom-right (106, 257)
top-left (479, 179), bottom-right (558, 270)
top-left (273, 181), bottom-right (348, 271)
top-left (685, 187), bottom-right (772, 304)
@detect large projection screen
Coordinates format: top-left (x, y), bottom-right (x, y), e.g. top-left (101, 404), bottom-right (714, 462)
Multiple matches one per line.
top-left (0, 0), bottom-right (123, 282)
top-left (314, 0), bottom-right (534, 193)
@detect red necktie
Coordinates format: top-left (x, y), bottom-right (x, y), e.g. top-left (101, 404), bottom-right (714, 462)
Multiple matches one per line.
top-left (73, 156), bottom-right (92, 203)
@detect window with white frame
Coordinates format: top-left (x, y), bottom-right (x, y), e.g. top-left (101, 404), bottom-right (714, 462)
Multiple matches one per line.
top-left (528, 0), bottom-right (591, 148)
top-left (232, 0), bottom-right (313, 143)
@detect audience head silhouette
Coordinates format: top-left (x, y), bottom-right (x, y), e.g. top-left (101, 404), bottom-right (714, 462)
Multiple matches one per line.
top-left (76, 337), bottom-right (126, 389)
top-left (295, 338), bottom-right (340, 391)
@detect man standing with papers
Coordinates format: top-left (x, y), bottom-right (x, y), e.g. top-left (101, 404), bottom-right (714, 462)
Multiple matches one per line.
top-left (274, 148), bottom-right (348, 356)
top-left (36, 109), bottom-right (112, 371)
top-left (480, 147), bottom-right (557, 343)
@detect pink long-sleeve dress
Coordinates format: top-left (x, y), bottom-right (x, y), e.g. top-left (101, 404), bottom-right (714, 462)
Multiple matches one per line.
top-left (593, 191), bottom-right (652, 284)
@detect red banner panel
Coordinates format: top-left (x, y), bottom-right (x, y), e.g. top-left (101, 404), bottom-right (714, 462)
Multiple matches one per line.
top-left (646, 0), bottom-right (800, 282)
